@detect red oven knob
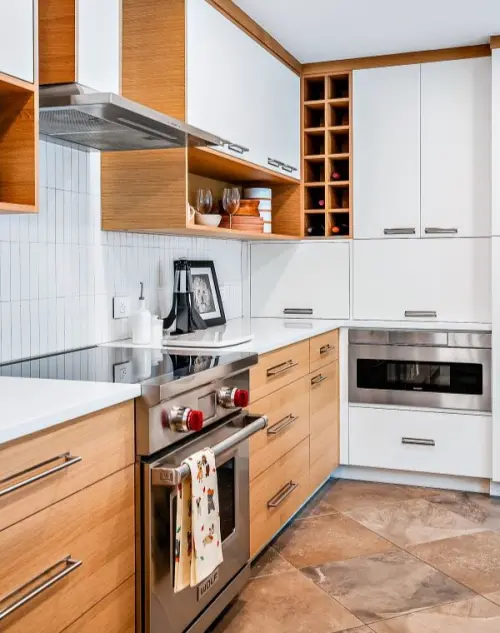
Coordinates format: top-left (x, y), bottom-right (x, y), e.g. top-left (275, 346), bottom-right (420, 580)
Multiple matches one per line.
top-left (218, 387), bottom-right (249, 408)
top-left (167, 406), bottom-right (204, 433)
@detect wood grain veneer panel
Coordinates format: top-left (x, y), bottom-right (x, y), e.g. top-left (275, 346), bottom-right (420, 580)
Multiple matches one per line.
top-left (272, 183), bottom-right (302, 237)
top-left (122, 0), bottom-right (186, 119)
top-left (207, 0), bottom-right (302, 75)
top-left (102, 149), bottom-right (188, 231)
top-left (303, 44), bottom-right (491, 75)
top-left (38, 0), bottom-right (76, 85)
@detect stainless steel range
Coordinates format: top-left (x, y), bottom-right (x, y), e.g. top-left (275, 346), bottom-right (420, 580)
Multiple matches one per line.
top-left (349, 329), bottom-right (491, 412)
top-left (135, 350), bottom-right (266, 633)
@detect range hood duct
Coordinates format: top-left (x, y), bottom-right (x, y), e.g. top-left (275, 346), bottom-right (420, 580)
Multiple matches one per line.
top-left (39, 83), bottom-right (225, 151)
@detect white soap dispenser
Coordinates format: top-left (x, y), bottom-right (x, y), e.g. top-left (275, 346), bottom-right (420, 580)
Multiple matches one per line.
top-left (132, 282), bottom-right (152, 345)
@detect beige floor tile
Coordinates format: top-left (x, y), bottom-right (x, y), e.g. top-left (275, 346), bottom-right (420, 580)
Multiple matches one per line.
top-left (294, 481), bottom-right (340, 520)
top-left (212, 570), bottom-right (362, 633)
top-left (250, 546), bottom-right (295, 578)
top-left (427, 491), bottom-right (500, 530)
top-left (409, 531), bottom-right (500, 594)
top-left (273, 512), bottom-right (393, 568)
top-left (485, 590), bottom-right (500, 607)
top-left (322, 480), bottom-right (441, 514)
top-left (370, 596), bottom-right (500, 632)
top-left (301, 549), bottom-right (474, 624)
top-left (346, 498), bottom-right (486, 549)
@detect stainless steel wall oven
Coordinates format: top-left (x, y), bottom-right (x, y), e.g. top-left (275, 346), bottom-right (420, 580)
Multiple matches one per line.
top-left (349, 330), bottom-right (491, 412)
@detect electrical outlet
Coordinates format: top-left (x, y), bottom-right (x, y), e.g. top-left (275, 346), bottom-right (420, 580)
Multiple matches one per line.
top-left (113, 296), bottom-right (131, 319)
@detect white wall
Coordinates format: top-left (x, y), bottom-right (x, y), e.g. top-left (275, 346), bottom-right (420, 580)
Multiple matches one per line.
top-left (0, 137), bottom-right (244, 364)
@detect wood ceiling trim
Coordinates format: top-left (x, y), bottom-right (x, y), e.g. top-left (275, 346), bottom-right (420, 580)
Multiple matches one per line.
top-left (303, 44), bottom-right (492, 75)
top-left (491, 35), bottom-right (500, 49)
top-left (206, 0), bottom-right (302, 75)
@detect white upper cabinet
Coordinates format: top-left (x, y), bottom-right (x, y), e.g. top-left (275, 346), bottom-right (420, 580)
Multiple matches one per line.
top-left (353, 65), bottom-right (421, 239)
top-left (251, 242), bottom-right (350, 319)
top-left (186, 0), bottom-right (300, 178)
top-left (353, 238), bottom-right (491, 324)
top-left (421, 57), bottom-right (491, 238)
top-left (0, 0), bottom-right (34, 83)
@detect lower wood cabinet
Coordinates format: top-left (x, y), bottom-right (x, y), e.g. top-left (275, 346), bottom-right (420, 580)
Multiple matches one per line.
top-left (249, 330), bottom-right (340, 558)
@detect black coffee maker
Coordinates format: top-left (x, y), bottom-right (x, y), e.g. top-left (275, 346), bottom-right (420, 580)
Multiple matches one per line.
top-left (163, 259), bottom-right (207, 335)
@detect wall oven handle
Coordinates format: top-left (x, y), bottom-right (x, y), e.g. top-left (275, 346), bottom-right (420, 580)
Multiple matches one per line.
top-left (0, 453), bottom-right (82, 499)
top-left (401, 437), bottom-right (436, 447)
top-left (267, 414), bottom-right (298, 436)
top-left (283, 308), bottom-right (314, 315)
top-left (404, 310), bottom-right (437, 318)
top-left (267, 481), bottom-right (299, 508)
top-left (151, 415), bottom-right (268, 487)
top-left (266, 360), bottom-right (299, 377)
top-left (0, 556), bottom-right (82, 622)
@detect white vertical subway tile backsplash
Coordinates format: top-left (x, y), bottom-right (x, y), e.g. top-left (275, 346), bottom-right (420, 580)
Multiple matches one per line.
top-left (0, 136), bottom-right (244, 363)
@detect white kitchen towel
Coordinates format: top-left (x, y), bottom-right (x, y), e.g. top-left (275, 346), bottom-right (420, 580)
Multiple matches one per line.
top-left (174, 448), bottom-right (223, 593)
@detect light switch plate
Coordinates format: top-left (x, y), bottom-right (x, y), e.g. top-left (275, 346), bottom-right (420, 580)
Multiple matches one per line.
top-left (113, 296), bottom-right (130, 319)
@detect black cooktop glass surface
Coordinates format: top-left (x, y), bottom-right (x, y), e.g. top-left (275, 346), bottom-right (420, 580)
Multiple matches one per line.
top-left (0, 346), bottom-right (256, 385)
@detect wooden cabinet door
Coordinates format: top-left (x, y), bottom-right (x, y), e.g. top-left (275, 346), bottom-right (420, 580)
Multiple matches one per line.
top-left (251, 242), bottom-right (350, 319)
top-left (353, 237), bottom-right (491, 324)
top-left (353, 65), bottom-right (421, 239)
top-left (421, 57), bottom-right (491, 238)
top-left (0, 0), bottom-right (34, 82)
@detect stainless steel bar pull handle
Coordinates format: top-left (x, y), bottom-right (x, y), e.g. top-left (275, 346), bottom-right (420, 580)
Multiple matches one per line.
top-left (320, 344), bottom-right (334, 355)
top-left (283, 308), bottom-right (314, 315)
top-left (266, 360), bottom-right (299, 377)
top-left (227, 143), bottom-right (249, 154)
top-left (425, 227), bottom-right (458, 234)
top-left (267, 414), bottom-right (298, 436)
top-left (267, 481), bottom-right (299, 508)
top-left (282, 164), bottom-right (298, 173)
top-left (0, 453), bottom-right (82, 499)
top-left (311, 374), bottom-right (327, 386)
top-left (0, 556), bottom-right (82, 622)
top-left (268, 158), bottom-right (283, 168)
top-left (402, 437), bottom-right (435, 447)
top-left (383, 228), bottom-right (416, 235)
top-left (404, 311), bottom-right (437, 318)
top-left (152, 415), bottom-right (268, 486)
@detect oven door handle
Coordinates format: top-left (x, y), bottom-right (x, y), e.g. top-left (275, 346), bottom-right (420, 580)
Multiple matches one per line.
top-left (151, 414), bottom-right (268, 487)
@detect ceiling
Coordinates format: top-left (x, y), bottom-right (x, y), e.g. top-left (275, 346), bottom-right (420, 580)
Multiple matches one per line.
top-left (232, 0), bottom-right (500, 63)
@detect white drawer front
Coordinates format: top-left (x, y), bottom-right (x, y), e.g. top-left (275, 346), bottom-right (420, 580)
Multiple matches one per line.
top-left (349, 406), bottom-right (491, 478)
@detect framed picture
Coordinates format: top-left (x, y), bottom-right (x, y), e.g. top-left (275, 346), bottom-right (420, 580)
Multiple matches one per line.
top-left (188, 260), bottom-right (226, 327)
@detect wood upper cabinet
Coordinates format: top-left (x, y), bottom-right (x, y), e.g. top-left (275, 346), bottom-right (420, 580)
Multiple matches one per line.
top-left (420, 57), bottom-right (491, 238)
top-left (0, 0), bottom-right (34, 83)
top-left (39, 0), bottom-right (121, 92)
top-left (186, 0), bottom-right (300, 178)
top-left (251, 242), bottom-right (350, 319)
top-left (353, 64), bottom-right (421, 239)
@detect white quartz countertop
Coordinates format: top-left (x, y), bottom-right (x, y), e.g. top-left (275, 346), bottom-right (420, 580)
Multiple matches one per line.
top-left (0, 377), bottom-right (140, 446)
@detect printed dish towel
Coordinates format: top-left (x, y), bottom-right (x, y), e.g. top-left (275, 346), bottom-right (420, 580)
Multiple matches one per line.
top-left (174, 448), bottom-right (223, 593)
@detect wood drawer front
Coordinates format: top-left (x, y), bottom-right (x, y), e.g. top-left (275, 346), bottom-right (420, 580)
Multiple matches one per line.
top-left (63, 577), bottom-right (135, 633)
top-left (250, 340), bottom-right (310, 403)
top-left (0, 401), bottom-right (134, 533)
top-left (0, 467), bottom-right (135, 633)
top-left (248, 376), bottom-right (310, 481)
top-left (310, 362), bottom-right (339, 438)
top-left (250, 438), bottom-right (309, 558)
top-left (310, 449), bottom-right (336, 493)
top-left (349, 406), bottom-right (492, 478)
top-left (310, 330), bottom-right (339, 373)
top-left (310, 424), bottom-right (339, 474)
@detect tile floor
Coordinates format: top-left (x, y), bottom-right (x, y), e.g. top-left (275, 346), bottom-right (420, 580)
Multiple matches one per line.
top-left (212, 479), bottom-right (500, 633)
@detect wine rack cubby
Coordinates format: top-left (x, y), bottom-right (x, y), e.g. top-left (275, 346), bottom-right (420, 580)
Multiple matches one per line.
top-left (302, 72), bottom-right (352, 238)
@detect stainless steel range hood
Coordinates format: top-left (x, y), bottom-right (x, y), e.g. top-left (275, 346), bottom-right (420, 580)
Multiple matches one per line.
top-left (39, 83), bottom-right (225, 151)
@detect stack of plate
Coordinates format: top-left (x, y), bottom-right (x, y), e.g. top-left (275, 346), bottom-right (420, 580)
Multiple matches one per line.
top-left (243, 187), bottom-right (272, 234)
top-left (219, 214), bottom-right (264, 233)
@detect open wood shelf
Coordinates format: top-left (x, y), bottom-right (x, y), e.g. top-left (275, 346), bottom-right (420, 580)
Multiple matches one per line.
top-left (302, 72), bottom-right (353, 237)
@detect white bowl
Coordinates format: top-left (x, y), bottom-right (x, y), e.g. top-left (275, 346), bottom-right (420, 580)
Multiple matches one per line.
top-left (195, 212), bottom-right (222, 227)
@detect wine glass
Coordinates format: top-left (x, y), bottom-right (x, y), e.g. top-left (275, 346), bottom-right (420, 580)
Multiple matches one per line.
top-left (222, 188), bottom-right (241, 229)
top-left (196, 189), bottom-right (213, 215)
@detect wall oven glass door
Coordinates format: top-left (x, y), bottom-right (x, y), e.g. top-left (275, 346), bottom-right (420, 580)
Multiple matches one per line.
top-left (141, 419), bottom-right (250, 633)
top-left (349, 344), bottom-right (491, 412)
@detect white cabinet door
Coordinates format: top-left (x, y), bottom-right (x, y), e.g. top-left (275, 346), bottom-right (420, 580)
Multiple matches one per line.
top-left (353, 65), bottom-right (421, 239)
top-left (421, 57), bottom-right (491, 238)
top-left (251, 242), bottom-right (350, 319)
top-left (349, 406), bottom-right (492, 478)
top-left (353, 238), bottom-right (491, 323)
top-left (0, 0), bottom-right (34, 83)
